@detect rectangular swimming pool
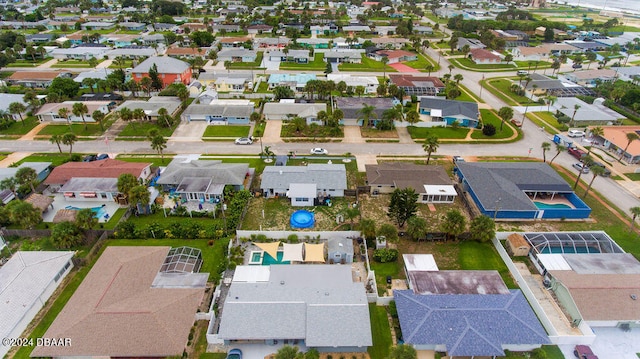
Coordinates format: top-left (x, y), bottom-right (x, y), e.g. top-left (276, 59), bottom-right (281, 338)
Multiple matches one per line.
top-left (539, 246), bottom-right (601, 254)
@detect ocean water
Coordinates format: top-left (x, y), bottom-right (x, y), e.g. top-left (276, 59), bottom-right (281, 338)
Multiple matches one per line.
top-left (561, 0), bottom-right (640, 15)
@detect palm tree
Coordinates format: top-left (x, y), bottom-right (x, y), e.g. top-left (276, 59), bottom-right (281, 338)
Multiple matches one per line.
top-left (583, 165), bottom-right (605, 199)
top-left (0, 177), bottom-right (18, 198)
top-left (549, 143), bottom-right (567, 164)
top-left (357, 104), bottom-right (377, 127)
top-left (381, 56), bottom-right (389, 79)
top-left (569, 104), bottom-right (581, 127)
top-left (630, 206), bottom-right (640, 232)
top-left (497, 107), bottom-right (513, 132)
top-left (586, 51), bottom-right (597, 69)
top-left (157, 107), bottom-right (172, 127)
top-left (82, 77), bottom-right (96, 93)
top-left (132, 108), bottom-right (146, 125)
top-left (545, 95), bottom-right (557, 112)
top-left (61, 132), bottom-right (77, 158)
top-left (541, 141), bottom-right (551, 162)
top-left (573, 155), bottom-right (594, 190)
top-left (344, 207), bottom-right (360, 229)
top-left (50, 134), bottom-right (63, 153)
top-left (422, 136), bottom-right (439, 165)
top-left (621, 132), bottom-right (640, 161)
top-left (72, 102), bottom-right (89, 130)
top-left (92, 110), bottom-right (106, 131)
top-left (453, 74), bottom-right (463, 83)
top-left (150, 134), bottom-right (168, 163)
top-left (447, 64), bottom-right (454, 74)
top-left (8, 102), bottom-right (26, 125)
top-left (58, 107), bottom-right (71, 131)
top-left (425, 64), bottom-right (434, 76)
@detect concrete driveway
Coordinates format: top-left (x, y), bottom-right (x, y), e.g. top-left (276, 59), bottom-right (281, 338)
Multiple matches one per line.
top-left (389, 63), bottom-right (419, 72)
top-left (261, 57), bottom-right (280, 71)
top-left (343, 125), bottom-right (365, 144)
top-left (170, 121), bottom-right (208, 141)
top-left (396, 127), bottom-right (414, 144)
top-left (262, 120), bottom-right (282, 143)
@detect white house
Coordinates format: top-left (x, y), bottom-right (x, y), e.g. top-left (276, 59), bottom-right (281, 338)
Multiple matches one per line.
top-left (35, 101), bottom-right (111, 122)
top-left (260, 164), bottom-right (347, 205)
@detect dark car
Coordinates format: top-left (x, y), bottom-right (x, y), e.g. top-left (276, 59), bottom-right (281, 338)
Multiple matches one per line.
top-left (82, 154), bottom-right (97, 162)
top-left (574, 345), bottom-right (598, 359)
top-left (590, 161), bottom-right (611, 177)
top-left (572, 63), bottom-right (583, 69)
top-left (96, 153), bottom-right (109, 160)
top-left (226, 349), bottom-right (242, 359)
top-left (568, 147), bottom-right (587, 160)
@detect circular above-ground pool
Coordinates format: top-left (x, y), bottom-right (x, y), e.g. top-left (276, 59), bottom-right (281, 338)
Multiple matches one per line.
top-left (290, 210), bottom-right (315, 229)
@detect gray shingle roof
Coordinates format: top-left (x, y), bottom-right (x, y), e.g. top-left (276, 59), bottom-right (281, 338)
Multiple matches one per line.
top-left (335, 97), bottom-right (395, 120)
top-left (419, 97), bottom-right (478, 121)
top-left (394, 289), bottom-right (550, 357)
top-left (132, 56), bottom-right (189, 74)
top-left (456, 162), bottom-right (573, 211)
top-left (157, 159), bottom-right (249, 186)
top-left (182, 104), bottom-right (254, 117)
top-left (260, 164), bottom-right (347, 191)
top-left (218, 265), bottom-right (372, 347)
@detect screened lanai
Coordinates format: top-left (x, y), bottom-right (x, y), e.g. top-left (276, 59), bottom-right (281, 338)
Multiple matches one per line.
top-left (160, 246), bottom-right (203, 273)
top-left (523, 231), bottom-right (624, 255)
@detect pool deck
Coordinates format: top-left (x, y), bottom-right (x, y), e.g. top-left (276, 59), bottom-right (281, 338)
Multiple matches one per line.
top-left (531, 195), bottom-right (575, 209)
top-left (42, 193), bottom-right (123, 223)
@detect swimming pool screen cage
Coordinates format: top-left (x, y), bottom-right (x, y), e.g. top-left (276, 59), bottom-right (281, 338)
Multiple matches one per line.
top-left (160, 246), bottom-right (203, 273)
top-left (523, 232), bottom-right (625, 255)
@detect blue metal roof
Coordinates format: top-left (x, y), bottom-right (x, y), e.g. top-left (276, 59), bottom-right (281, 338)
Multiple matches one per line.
top-left (394, 289), bottom-right (550, 357)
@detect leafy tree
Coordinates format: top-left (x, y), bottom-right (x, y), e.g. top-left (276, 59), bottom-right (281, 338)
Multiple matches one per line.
top-left (148, 63), bottom-right (163, 90)
top-left (51, 221), bottom-right (83, 249)
top-left (359, 218), bottom-right (376, 240)
top-left (406, 216), bottom-right (427, 241)
top-left (157, 107), bottom-right (173, 128)
top-left (422, 136), bottom-right (439, 165)
top-left (304, 348), bottom-right (319, 359)
top-left (190, 31), bottom-right (215, 47)
top-left (61, 132), bottom-right (77, 157)
top-left (541, 141), bottom-right (551, 162)
top-left (72, 102), bottom-right (89, 130)
top-left (274, 345), bottom-right (300, 359)
top-left (378, 223), bottom-right (399, 243)
top-left (441, 209), bottom-right (466, 240)
top-left (549, 143), bottom-right (567, 164)
top-left (387, 188), bottom-right (419, 227)
top-left (387, 344), bottom-right (417, 359)
top-left (129, 185), bottom-right (150, 211)
top-left (8, 102), bottom-right (26, 125)
top-left (273, 86), bottom-right (295, 100)
top-left (497, 107), bottom-right (513, 132)
top-left (6, 200), bottom-right (41, 229)
top-left (344, 207), bottom-right (360, 229)
top-left (48, 77), bottom-right (80, 100)
top-left (630, 206), bottom-right (640, 232)
top-left (406, 110), bottom-right (420, 125)
top-left (583, 164), bottom-right (605, 199)
top-left (75, 208), bottom-right (98, 230)
top-left (15, 167), bottom-right (37, 193)
top-left (482, 123), bottom-right (496, 136)
top-left (117, 173), bottom-right (139, 197)
top-left (469, 215), bottom-right (495, 243)
top-left (543, 27), bottom-right (554, 42)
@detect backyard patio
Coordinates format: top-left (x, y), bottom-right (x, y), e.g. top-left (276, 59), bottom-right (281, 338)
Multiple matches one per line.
top-left (41, 193), bottom-right (122, 223)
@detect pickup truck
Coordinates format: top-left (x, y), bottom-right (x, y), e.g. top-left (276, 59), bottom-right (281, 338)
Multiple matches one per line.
top-left (568, 147), bottom-right (587, 160)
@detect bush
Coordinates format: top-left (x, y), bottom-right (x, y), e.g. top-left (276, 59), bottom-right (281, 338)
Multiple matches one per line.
top-left (482, 123), bottom-right (496, 136)
top-left (373, 248), bottom-right (399, 263)
top-left (287, 234), bottom-right (299, 243)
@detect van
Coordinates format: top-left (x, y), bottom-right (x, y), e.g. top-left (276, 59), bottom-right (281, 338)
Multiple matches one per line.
top-left (568, 130), bottom-right (586, 137)
top-left (517, 70), bottom-right (528, 76)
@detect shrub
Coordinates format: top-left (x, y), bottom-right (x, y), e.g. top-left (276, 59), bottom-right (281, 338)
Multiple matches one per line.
top-left (287, 234), bottom-right (299, 243)
top-left (373, 248), bottom-right (399, 263)
top-left (482, 123), bottom-right (496, 136)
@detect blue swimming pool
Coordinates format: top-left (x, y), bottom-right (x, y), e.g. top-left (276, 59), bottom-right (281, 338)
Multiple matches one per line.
top-left (65, 205), bottom-right (108, 219)
top-left (540, 246), bottom-right (600, 254)
top-left (263, 251), bottom-right (290, 265)
top-left (534, 201), bottom-right (572, 209)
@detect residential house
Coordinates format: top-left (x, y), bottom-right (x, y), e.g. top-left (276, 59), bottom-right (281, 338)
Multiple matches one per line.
top-left (535, 26), bottom-right (570, 39)
top-left (504, 30), bottom-right (529, 41)
top-left (217, 49), bottom-right (258, 63)
top-left (213, 77), bottom-right (250, 92)
top-left (326, 74), bottom-right (378, 94)
top-left (365, 162), bottom-right (456, 203)
top-left (105, 46), bottom-right (158, 59)
top-left (297, 38), bottom-right (331, 49)
top-left (261, 164), bottom-right (347, 203)
top-left (268, 49), bottom-right (311, 63)
top-left (469, 48), bottom-right (502, 64)
top-left (253, 37), bottom-right (290, 50)
top-left (595, 126), bottom-right (640, 163)
top-left (80, 21), bottom-right (115, 30)
top-left (555, 97), bottom-right (622, 125)
top-left (368, 49), bottom-right (417, 64)
top-left (45, 20), bottom-right (76, 31)
top-left (0, 162), bottom-right (51, 204)
top-left (371, 37), bottom-right (409, 49)
top-left (334, 97), bottom-right (395, 126)
top-left (0, 94), bottom-right (33, 121)
top-left (323, 50), bottom-right (362, 63)
top-left (31, 247), bottom-right (207, 358)
top-left (153, 23), bottom-right (179, 32)
top-left (77, 93), bottom-right (123, 103)
top-left (140, 33), bottom-right (166, 46)
top-left (456, 37), bottom-right (486, 51)
top-left (454, 162), bottom-right (591, 219)
top-left (211, 24), bottom-right (241, 33)
top-left (414, 26), bottom-right (433, 35)
top-left (118, 22), bottom-right (146, 31)
top-left (219, 37), bottom-right (251, 48)
top-left (310, 24), bottom-right (339, 35)
top-left (49, 46), bottom-right (109, 60)
top-left (372, 26), bottom-right (397, 36)
top-left (131, 56), bottom-right (192, 88)
top-left (512, 46), bottom-right (549, 61)
top-left (198, 71), bottom-right (253, 89)
top-left (6, 71), bottom-right (69, 88)
top-left (166, 46), bottom-right (211, 59)
top-left (491, 29), bottom-right (518, 41)
top-left (388, 74), bottom-right (445, 96)
top-left (156, 158), bottom-right (250, 202)
top-left (418, 97), bottom-right (479, 128)
top-left (268, 73), bottom-right (316, 91)
top-left (564, 40), bottom-right (606, 52)
top-left (181, 101), bottom-right (254, 124)
top-left (73, 69), bottom-right (113, 84)
top-left (333, 37), bottom-right (362, 49)
top-left (180, 23), bottom-right (208, 33)
top-left (541, 42), bottom-right (579, 56)
top-left (247, 24), bottom-right (273, 34)
top-left (214, 265), bottom-right (372, 352)
top-left (522, 73), bottom-right (565, 96)
top-left (0, 251), bottom-right (74, 359)
top-left (263, 102), bottom-right (327, 124)
top-left (35, 101), bottom-right (111, 123)
top-left (562, 69), bottom-right (617, 87)
top-left (342, 24), bottom-right (371, 34)
top-left (197, 89), bottom-right (219, 104)
top-left (26, 33), bottom-right (56, 43)
top-left (615, 66), bottom-right (640, 83)
top-left (115, 96), bottom-right (182, 121)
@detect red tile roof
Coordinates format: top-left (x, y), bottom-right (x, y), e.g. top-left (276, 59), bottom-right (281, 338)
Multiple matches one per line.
top-left (470, 48), bottom-right (501, 60)
top-left (389, 74), bottom-right (445, 88)
top-left (44, 159), bottom-right (151, 185)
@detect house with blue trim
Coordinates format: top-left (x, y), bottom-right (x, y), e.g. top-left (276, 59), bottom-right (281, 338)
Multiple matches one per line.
top-left (268, 73), bottom-right (316, 92)
top-left (217, 49), bottom-right (258, 63)
top-left (418, 97), bottom-right (479, 128)
top-left (296, 38), bottom-right (330, 49)
top-left (181, 101), bottom-right (254, 124)
top-left (454, 162), bottom-right (591, 220)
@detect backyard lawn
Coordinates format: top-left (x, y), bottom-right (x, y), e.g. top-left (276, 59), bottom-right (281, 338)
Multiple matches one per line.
top-left (117, 122), bottom-right (177, 138)
top-left (368, 304), bottom-right (393, 359)
top-left (339, 55), bottom-right (396, 72)
top-left (470, 109), bottom-right (515, 140)
top-left (404, 54), bottom-right (439, 71)
top-left (0, 116), bottom-right (39, 136)
top-left (202, 125), bottom-right (250, 138)
top-left (407, 126), bottom-right (469, 139)
top-left (279, 53), bottom-right (325, 71)
top-left (38, 123), bottom-right (105, 137)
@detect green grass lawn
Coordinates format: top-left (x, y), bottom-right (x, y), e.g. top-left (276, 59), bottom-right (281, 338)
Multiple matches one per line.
top-left (368, 304), bottom-right (393, 359)
top-left (404, 53), bottom-right (439, 71)
top-left (108, 59), bottom-right (134, 69)
top-left (624, 173), bottom-right (640, 181)
top-left (255, 81), bottom-right (269, 93)
top-left (228, 52), bottom-right (264, 69)
top-left (513, 61), bottom-right (552, 70)
top-left (457, 83), bottom-right (484, 103)
top-left (370, 261), bottom-right (401, 296)
top-left (281, 124), bottom-right (343, 138)
top-left (338, 55), bottom-right (396, 72)
top-left (117, 122), bottom-right (176, 138)
top-left (279, 53), bottom-right (326, 70)
top-left (471, 109), bottom-right (515, 140)
top-left (423, 13), bottom-right (449, 24)
top-left (5, 58), bottom-right (52, 67)
top-left (458, 241), bottom-right (516, 288)
top-left (13, 153), bottom-right (79, 167)
top-left (0, 116), bottom-right (39, 136)
top-left (449, 57), bottom-right (517, 71)
top-left (202, 125), bottom-right (250, 138)
top-left (407, 126), bottom-right (469, 139)
top-left (484, 78), bottom-right (538, 106)
top-left (527, 111), bottom-right (567, 132)
top-left (50, 59), bottom-right (103, 68)
top-left (38, 123), bottom-right (105, 137)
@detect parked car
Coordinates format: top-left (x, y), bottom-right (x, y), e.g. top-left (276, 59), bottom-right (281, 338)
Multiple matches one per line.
top-left (96, 153), bottom-right (109, 160)
top-left (517, 70), bottom-right (529, 75)
top-left (568, 130), bottom-right (586, 137)
top-left (568, 147), bottom-right (587, 160)
top-left (590, 161), bottom-right (611, 177)
top-left (226, 349), bottom-right (242, 359)
top-left (452, 156), bottom-right (465, 164)
top-left (572, 63), bottom-right (583, 69)
top-left (574, 345), bottom-right (598, 359)
top-left (310, 147), bottom-right (328, 155)
top-left (82, 154), bottom-right (97, 162)
top-left (573, 162), bottom-right (590, 174)
top-left (234, 137), bottom-right (253, 145)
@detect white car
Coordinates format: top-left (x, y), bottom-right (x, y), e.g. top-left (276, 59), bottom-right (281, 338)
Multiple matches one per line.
top-left (568, 130), bottom-right (586, 138)
top-left (234, 137), bottom-right (253, 145)
top-left (573, 162), bottom-right (590, 174)
top-left (310, 148), bottom-right (328, 155)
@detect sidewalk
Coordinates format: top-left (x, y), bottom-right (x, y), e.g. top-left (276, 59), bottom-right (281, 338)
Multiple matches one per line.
top-left (37, 58), bottom-right (58, 68)
top-left (18, 123), bottom-right (47, 141)
top-left (0, 152), bottom-right (32, 167)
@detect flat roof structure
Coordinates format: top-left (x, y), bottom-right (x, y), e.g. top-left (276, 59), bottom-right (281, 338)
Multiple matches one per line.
top-left (403, 254), bottom-right (438, 272)
top-left (32, 246), bottom-right (207, 358)
top-left (408, 270), bottom-right (510, 295)
top-left (1, 251), bottom-right (74, 358)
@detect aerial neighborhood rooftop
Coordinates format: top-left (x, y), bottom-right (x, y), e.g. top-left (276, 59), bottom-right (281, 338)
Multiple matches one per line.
top-left (2, 1), bottom-right (640, 359)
